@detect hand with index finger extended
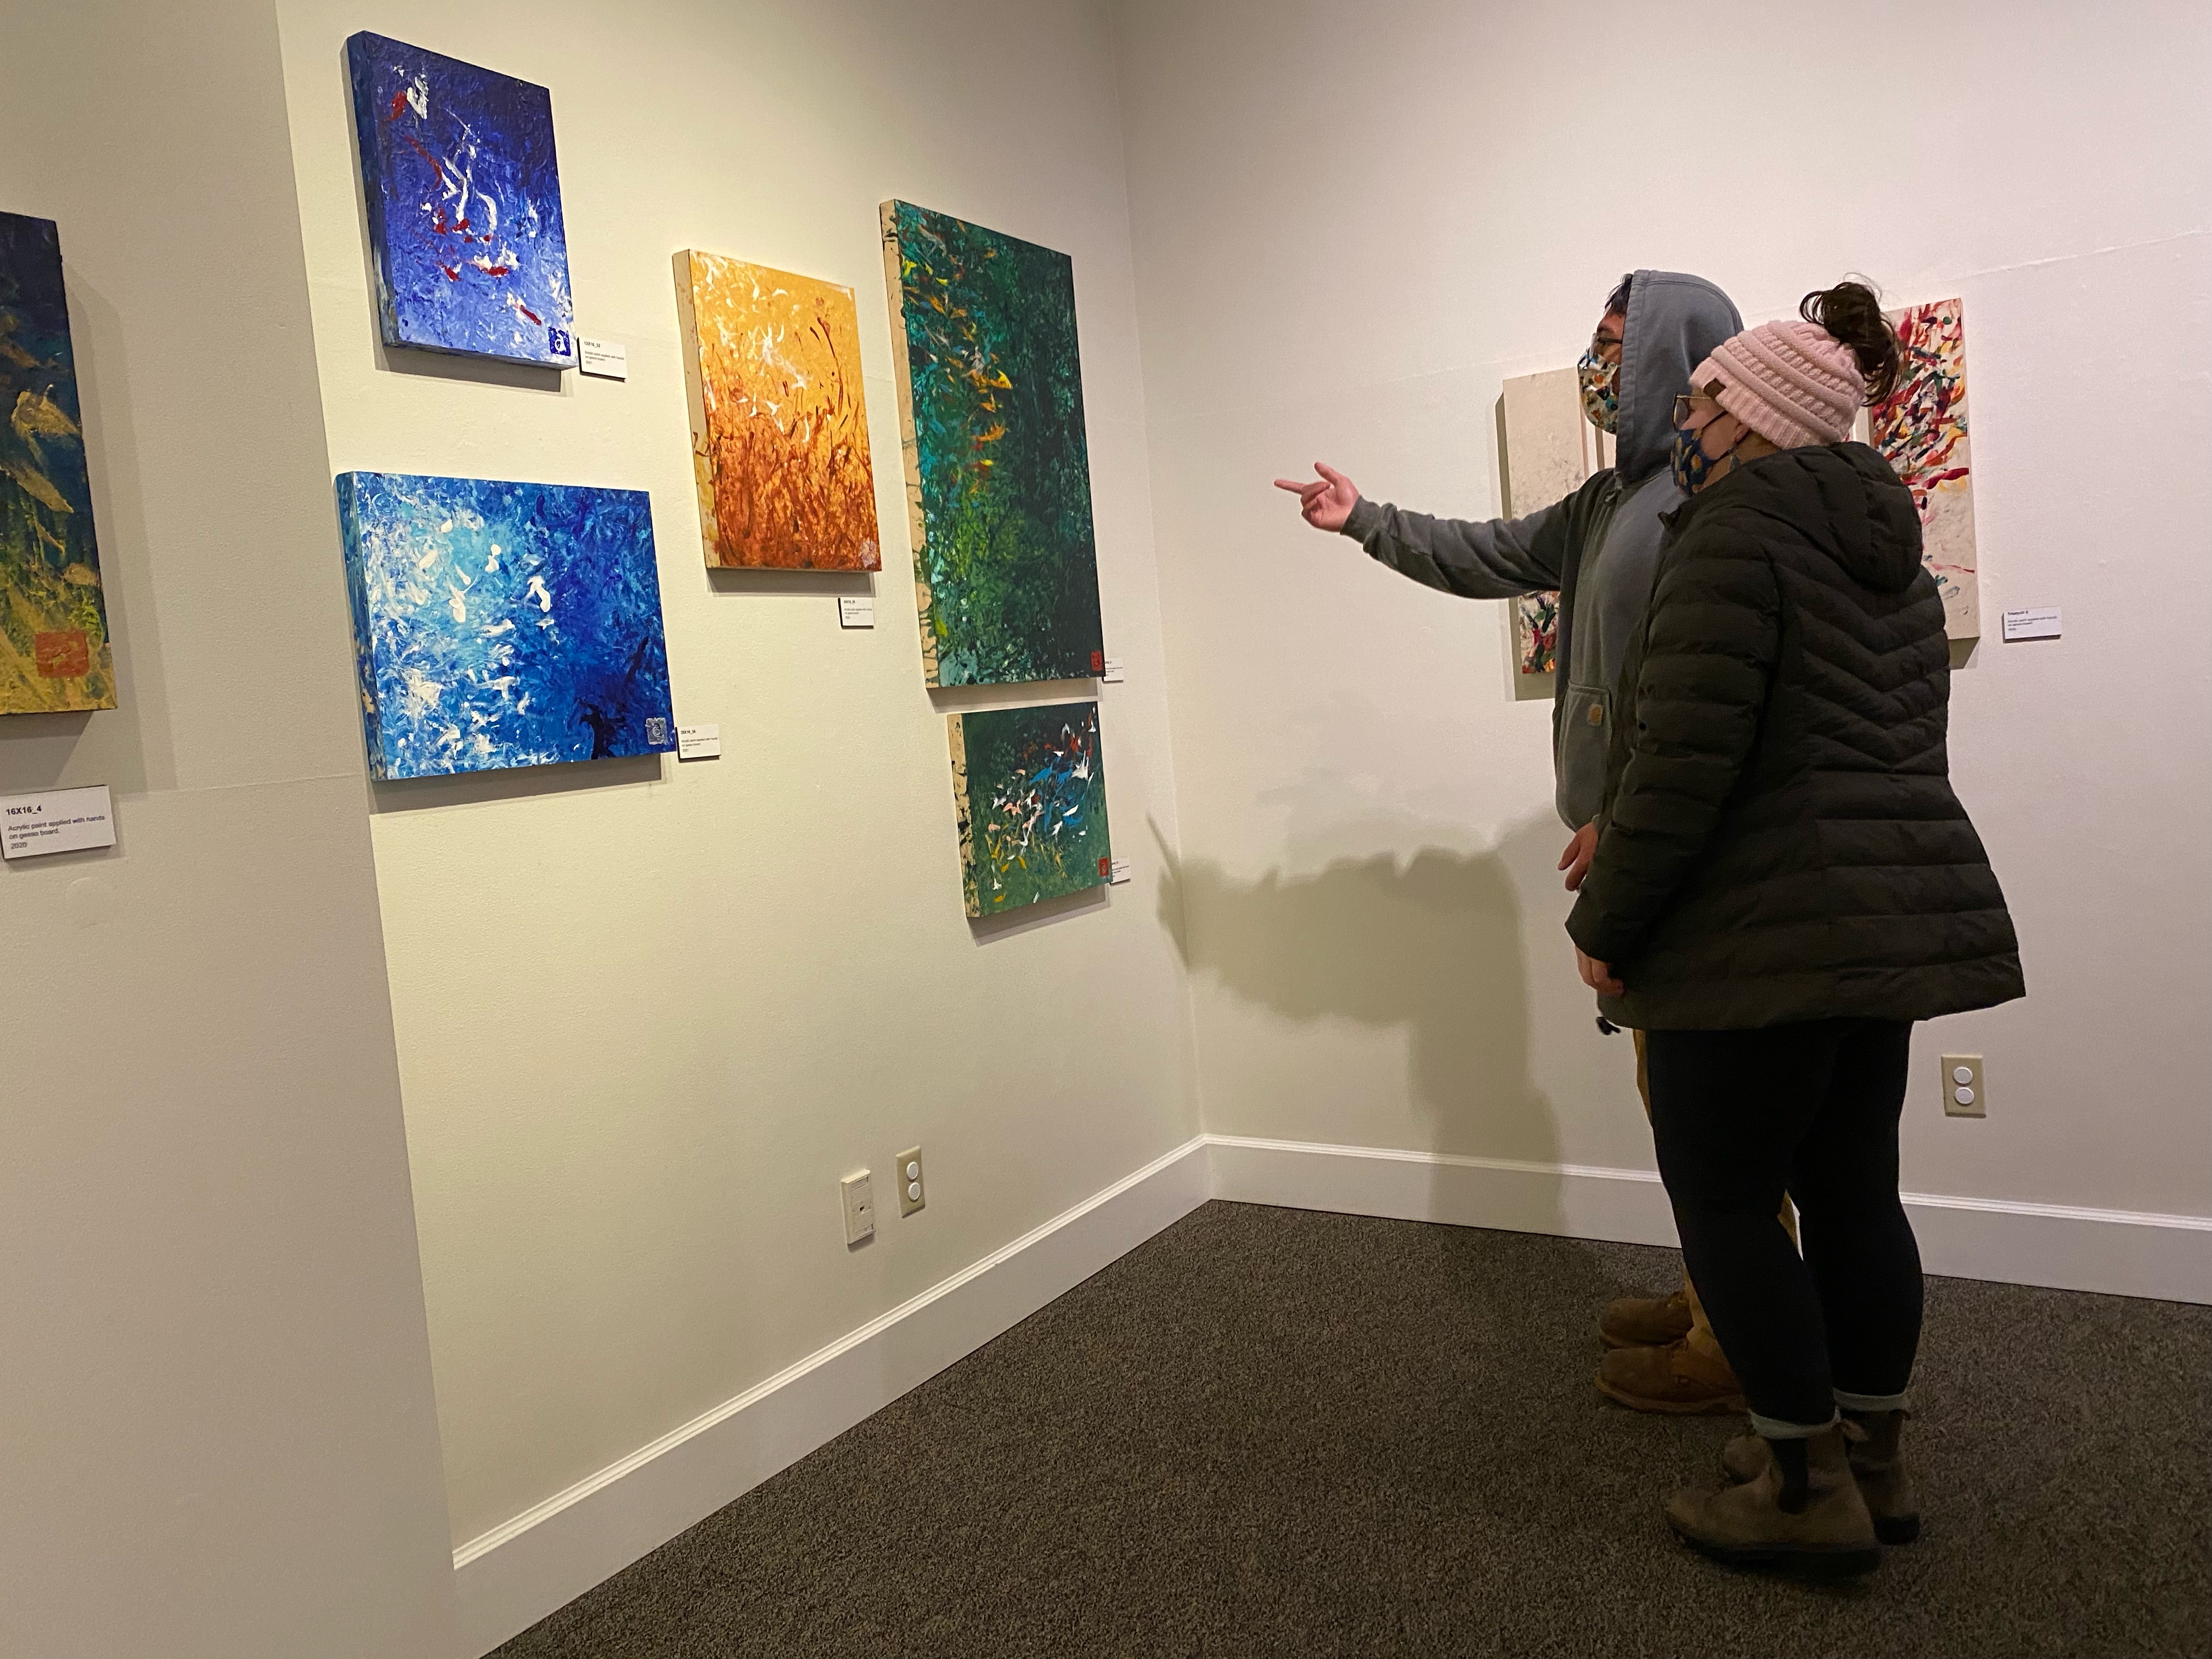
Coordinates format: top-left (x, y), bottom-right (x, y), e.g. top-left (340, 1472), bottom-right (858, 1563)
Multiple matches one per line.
top-left (1271, 460), bottom-right (1359, 533)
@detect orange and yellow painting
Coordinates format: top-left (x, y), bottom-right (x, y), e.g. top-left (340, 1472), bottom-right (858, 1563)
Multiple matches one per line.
top-left (675, 251), bottom-right (880, 571)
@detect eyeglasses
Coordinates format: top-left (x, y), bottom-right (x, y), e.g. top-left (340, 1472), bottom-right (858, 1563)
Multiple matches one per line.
top-left (1589, 330), bottom-right (1623, 362)
top-left (1672, 392), bottom-right (1721, 427)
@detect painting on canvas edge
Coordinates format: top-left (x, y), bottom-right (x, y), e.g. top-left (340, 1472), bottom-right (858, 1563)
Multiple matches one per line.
top-left (882, 199), bottom-right (1104, 688)
top-left (947, 699), bottom-right (1110, 918)
top-left (1, 210), bottom-right (114, 715)
top-left (1864, 296), bottom-right (1979, 641)
top-left (345, 31), bottom-right (577, 369)
top-left (336, 471), bottom-right (675, 779)
top-left (674, 250), bottom-right (881, 571)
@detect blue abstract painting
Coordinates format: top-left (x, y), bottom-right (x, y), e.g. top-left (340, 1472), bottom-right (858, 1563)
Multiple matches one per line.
top-left (336, 472), bottom-right (675, 780)
top-left (345, 31), bottom-right (575, 368)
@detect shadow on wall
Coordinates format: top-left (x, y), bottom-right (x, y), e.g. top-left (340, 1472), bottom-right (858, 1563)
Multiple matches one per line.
top-left (1158, 812), bottom-right (1587, 1233)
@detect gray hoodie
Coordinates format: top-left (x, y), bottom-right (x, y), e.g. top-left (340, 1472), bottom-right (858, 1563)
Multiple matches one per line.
top-left (1340, 269), bottom-right (1743, 828)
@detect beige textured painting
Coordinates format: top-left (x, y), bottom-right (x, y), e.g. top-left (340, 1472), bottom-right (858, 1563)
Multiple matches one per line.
top-left (674, 251), bottom-right (880, 569)
top-left (1864, 297), bottom-right (1979, 640)
top-left (1497, 365), bottom-right (1611, 680)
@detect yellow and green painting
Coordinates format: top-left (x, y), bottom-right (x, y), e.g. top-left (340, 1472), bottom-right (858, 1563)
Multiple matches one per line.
top-left (1, 211), bottom-right (113, 714)
top-left (882, 200), bottom-right (1103, 687)
top-left (947, 700), bottom-right (1110, 917)
top-left (675, 251), bottom-right (880, 570)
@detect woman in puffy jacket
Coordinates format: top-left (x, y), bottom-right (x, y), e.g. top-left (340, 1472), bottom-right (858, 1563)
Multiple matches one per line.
top-left (1565, 282), bottom-right (2024, 1572)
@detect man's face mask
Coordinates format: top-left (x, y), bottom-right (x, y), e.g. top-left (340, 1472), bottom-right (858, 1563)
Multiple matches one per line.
top-left (1577, 344), bottom-right (1620, 433)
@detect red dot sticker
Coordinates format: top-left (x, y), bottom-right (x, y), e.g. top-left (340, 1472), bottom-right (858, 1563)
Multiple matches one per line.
top-left (34, 630), bottom-right (89, 679)
top-left (1090, 651), bottom-right (1104, 674)
top-left (1098, 856), bottom-right (1111, 877)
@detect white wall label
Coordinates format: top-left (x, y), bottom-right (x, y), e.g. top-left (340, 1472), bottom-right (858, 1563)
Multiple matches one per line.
top-left (1108, 858), bottom-right (1132, 885)
top-left (1101, 657), bottom-right (1125, 683)
top-left (2001, 606), bottom-right (2061, 641)
top-left (576, 336), bottom-right (628, 380)
top-left (676, 724), bottom-right (721, 761)
top-left (838, 594), bottom-right (874, 629)
top-left (2, 785), bottom-right (117, 861)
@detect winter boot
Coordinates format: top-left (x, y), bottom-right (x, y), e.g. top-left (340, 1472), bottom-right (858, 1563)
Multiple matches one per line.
top-left (1723, 1409), bottom-right (1920, 1544)
top-left (1596, 1335), bottom-right (1745, 1414)
top-left (1667, 1422), bottom-right (1880, 1573)
top-left (1599, 1289), bottom-right (1694, 1350)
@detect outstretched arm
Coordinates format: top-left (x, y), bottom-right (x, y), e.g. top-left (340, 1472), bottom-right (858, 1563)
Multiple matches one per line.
top-left (1274, 461), bottom-right (1568, 599)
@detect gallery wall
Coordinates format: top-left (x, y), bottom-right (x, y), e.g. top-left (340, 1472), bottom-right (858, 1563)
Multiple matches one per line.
top-left (1113, 0), bottom-right (2212, 1215)
top-left (274, 0), bottom-right (1202, 1555)
top-left (0, 2), bottom-right (460, 1655)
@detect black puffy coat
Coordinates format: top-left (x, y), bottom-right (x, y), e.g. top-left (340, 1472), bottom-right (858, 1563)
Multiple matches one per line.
top-left (1565, 442), bottom-right (2024, 1030)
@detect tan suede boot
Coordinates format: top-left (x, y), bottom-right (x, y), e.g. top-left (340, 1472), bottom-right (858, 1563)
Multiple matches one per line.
top-left (1723, 1410), bottom-right (1920, 1544)
top-left (1599, 1289), bottom-right (1695, 1350)
top-left (1595, 1335), bottom-right (1746, 1414)
top-left (1667, 1423), bottom-right (1880, 1573)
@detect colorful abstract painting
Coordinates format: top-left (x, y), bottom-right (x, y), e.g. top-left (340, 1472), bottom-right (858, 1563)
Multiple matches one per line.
top-left (1496, 365), bottom-right (1610, 680)
top-left (336, 472), bottom-right (674, 779)
top-left (674, 251), bottom-right (880, 570)
top-left (346, 32), bottom-right (575, 368)
top-left (1866, 298), bottom-right (1979, 640)
top-left (882, 200), bottom-right (1103, 686)
top-left (1, 211), bottom-right (113, 715)
top-left (947, 700), bottom-right (1110, 917)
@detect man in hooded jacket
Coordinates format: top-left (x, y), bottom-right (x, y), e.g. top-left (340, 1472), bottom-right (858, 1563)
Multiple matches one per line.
top-left (1274, 269), bottom-right (1750, 1413)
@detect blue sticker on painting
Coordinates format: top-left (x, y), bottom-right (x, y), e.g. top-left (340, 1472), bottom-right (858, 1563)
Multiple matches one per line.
top-left (336, 472), bottom-right (675, 779)
top-left (345, 31), bottom-right (576, 367)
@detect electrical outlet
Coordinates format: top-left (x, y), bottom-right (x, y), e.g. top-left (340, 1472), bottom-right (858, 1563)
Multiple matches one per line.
top-left (895, 1146), bottom-right (926, 1217)
top-left (839, 1170), bottom-right (876, 1245)
top-left (1940, 1054), bottom-right (1985, 1118)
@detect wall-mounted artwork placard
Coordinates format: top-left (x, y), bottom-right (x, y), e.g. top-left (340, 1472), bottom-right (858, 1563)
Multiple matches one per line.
top-left (1496, 365), bottom-right (1611, 682)
top-left (1865, 297), bottom-right (1979, 641)
top-left (674, 251), bottom-right (880, 570)
top-left (1, 211), bottom-right (113, 715)
top-left (947, 700), bottom-right (1110, 917)
top-left (345, 32), bottom-right (575, 368)
top-left (882, 200), bottom-right (1103, 686)
top-left (336, 472), bottom-right (674, 779)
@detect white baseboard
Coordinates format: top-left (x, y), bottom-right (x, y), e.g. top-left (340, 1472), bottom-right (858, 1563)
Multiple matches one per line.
top-left (452, 1135), bottom-right (1211, 1657)
top-left (1206, 1133), bottom-right (2212, 1305)
top-left (453, 1130), bottom-right (2208, 1655)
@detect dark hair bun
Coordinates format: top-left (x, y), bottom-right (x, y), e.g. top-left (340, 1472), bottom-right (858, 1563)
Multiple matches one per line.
top-left (1800, 279), bottom-right (1900, 404)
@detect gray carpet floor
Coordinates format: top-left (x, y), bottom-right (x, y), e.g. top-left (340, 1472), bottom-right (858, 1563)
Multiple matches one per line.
top-left (495, 1201), bottom-right (2211, 1658)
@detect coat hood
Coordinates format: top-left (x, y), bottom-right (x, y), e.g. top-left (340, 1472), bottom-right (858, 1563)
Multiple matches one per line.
top-left (1685, 442), bottom-right (1928, 594)
top-left (1613, 270), bottom-right (1743, 482)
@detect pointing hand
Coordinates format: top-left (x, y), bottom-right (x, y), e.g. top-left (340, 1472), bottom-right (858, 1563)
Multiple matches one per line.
top-left (1272, 461), bottom-right (1359, 534)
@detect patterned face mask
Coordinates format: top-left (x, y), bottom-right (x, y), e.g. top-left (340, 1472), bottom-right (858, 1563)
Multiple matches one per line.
top-left (1669, 413), bottom-right (1752, 494)
top-left (1577, 347), bottom-right (1620, 432)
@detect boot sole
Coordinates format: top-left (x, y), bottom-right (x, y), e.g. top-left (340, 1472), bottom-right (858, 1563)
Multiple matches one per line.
top-left (1667, 1516), bottom-right (1881, 1577)
top-left (1595, 1374), bottom-right (1746, 1415)
top-left (1600, 1329), bottom-right (1692, 1351)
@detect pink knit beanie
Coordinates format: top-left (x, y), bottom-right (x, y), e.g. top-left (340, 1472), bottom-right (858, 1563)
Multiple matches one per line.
top-left (1689, 319), bottom-right (1866, 449)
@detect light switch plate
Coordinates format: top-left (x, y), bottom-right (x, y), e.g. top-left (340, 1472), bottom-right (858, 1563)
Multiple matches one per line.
top-left (1940, 1054), bottom-right (1985, 1118)
top-left (895, 1146), bottom-right (926, 1216)
top-left (839, 1170), bottom-right (875, 1244)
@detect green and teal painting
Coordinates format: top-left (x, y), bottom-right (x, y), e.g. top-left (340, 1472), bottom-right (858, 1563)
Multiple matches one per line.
top-left (881, 200), bottom-right (1103, 687)
top-left (947, 700), bottom-right (1110, 918)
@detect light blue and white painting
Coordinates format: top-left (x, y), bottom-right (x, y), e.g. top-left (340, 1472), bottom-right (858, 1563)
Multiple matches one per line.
top-left (345, 31), bottom-right (576, 368)
top-left (336, 472), bottom-right (675, 780)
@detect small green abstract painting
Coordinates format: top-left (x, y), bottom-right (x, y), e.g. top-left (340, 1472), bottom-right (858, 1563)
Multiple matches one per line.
top-left (947, 700), bottom-right (1110, 918)
top-left (882, 200), bottom-right (1103, 687)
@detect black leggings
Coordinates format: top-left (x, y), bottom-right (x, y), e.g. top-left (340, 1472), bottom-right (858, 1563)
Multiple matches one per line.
top-left (1644, 1018), bottom-right (1922, 1431)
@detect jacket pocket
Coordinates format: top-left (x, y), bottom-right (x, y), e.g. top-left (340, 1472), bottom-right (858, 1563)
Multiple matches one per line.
top-left (1559, 681), bottom-right (1615, 827)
